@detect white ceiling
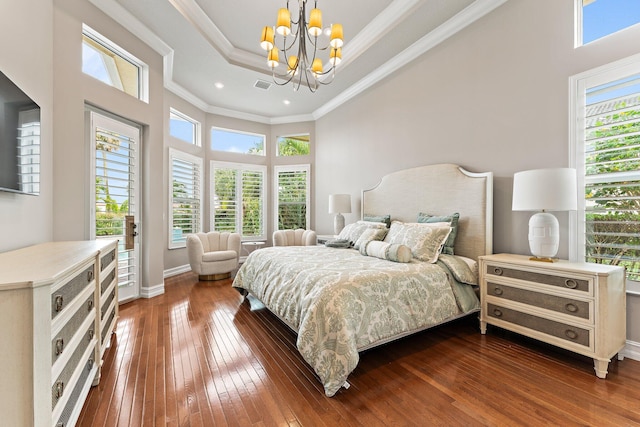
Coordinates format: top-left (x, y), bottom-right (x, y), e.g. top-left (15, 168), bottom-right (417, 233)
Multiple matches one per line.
top-left (89, 0), bottom-right (507, 124)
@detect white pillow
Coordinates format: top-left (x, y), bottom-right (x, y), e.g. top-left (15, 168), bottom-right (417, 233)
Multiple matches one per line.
top-left (384, 221), bottom-right (452, 263)
top-left (361, 240), bottom-right (412, 263)
top-left (338, 221), bottom-right (388, 249)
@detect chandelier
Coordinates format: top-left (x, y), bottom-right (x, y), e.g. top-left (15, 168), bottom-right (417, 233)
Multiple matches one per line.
top-left (260, 0), bottom-right (344, 92)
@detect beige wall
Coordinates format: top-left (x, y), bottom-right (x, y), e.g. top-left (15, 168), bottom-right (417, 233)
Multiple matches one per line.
top-left (51, 0), bottom-right (165, 294)
top-left (0, 0), bottom-right (54, 252)
top-left (314, 0), bottom-right (640, 342)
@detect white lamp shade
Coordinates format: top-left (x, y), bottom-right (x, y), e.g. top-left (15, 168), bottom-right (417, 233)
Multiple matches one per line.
top-left (512, 168), bottom-right (577, 212)
top-left (512, 168), bottom-right (577, 260)
top-left (328, 194), bottom-right (351, 214)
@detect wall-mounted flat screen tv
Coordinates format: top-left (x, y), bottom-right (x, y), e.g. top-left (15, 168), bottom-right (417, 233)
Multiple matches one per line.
top-left (0, 70), bottom-right (40, 195)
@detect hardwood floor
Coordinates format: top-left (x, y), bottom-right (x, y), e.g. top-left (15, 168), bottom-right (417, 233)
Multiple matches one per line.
top-left (78, 272), bottom-right (640, 426)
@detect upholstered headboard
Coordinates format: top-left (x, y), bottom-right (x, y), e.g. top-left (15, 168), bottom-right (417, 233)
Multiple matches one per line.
top-left (361, 164), bottom-right (493, 261)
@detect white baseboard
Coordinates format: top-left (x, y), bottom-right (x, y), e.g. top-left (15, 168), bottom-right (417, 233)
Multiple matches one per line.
top-left (164, 264), bottom-right (191, 278)
top-left (622, 340), bottom-right (640, 361)
top-left (140, 282), bottom-right (165, 299)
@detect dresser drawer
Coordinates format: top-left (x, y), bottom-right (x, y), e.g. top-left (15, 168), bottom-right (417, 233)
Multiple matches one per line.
top-left (487, 303), bottom-right (591, 348)
top-left (102, 308), bottom-right (117, 344)
top-left (486, 282), bottom-right (591, 320)
top-left (100, 267), bottom-right (116, 296)
top-left (51, 293), bottom-right (95, 365)
top-left (100, 248), bottom-right (117, 272)
top-left (101, 286), bottom-right (116, 321)
top-left (51, 263), bottom-right (95, 319)
top-left (54, 349), bottom-right (96, 427)
top-left (485, 264), bottom-right (590, 294)
top-left (51, 325), bottom-right (95, 410)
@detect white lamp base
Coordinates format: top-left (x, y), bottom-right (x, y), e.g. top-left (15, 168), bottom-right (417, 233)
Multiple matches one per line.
top-left (528, 212), bottom-right (559, 261)
top-left (334, 213), bottom-right (345, 235)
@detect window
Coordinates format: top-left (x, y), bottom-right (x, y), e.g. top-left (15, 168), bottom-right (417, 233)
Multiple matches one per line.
top-left (211, 162), bottom-right (266, 240)
top-left (211, 127), bottom-right (265, 156)
top-left (274, 165), bottom-right (310, 230)
top-left (82, 24), bottom-right (149, 102)
top-left (277, 134), bottom-right (310, 156)
top-left (571, 55), bottom-right (640, 289)
top-left (169, 149), bottom-right (203, 248)
top-left (576, 0), bottom-right (640, 46)
top-left (170, 109), bottom-right (200, 146)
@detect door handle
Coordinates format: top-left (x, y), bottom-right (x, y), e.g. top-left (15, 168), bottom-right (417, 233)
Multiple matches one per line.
top-left (125, 215), bottom-right (137, 250)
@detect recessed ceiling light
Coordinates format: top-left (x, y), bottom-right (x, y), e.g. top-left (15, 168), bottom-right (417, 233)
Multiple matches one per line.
top-left (214, 82), bottom-right (224, 89)
top-left (283, 99), bottom-right (291, 105)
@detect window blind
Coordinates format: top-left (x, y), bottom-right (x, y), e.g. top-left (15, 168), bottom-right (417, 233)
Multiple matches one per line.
top-left (211, 162), bottom-right (266, 239)
top-left (275, 165), bottom-right (310, 230)
top-left (170, 149), bottom-right (202, 248)
top-left (584, 75), bottom-right (640, 281)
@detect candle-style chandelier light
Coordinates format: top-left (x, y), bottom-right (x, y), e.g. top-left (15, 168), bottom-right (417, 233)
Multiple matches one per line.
top-left (260, 0), bottom-right (344, 92)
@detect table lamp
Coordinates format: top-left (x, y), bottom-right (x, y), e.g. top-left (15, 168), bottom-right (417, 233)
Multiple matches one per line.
top-left (328, 194), bottom-right (351, 235)
top-left (512, 168), bottom-right (577, 262)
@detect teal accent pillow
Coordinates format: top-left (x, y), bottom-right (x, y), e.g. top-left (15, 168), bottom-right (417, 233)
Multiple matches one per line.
top-left (363, 214), bottom-right (391, 228)
top-left (417, 212), bottom-right (460, 255)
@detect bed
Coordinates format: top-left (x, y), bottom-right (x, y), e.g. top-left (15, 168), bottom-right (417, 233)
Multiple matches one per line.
top-left (232, 163), bottom-right (493, 397)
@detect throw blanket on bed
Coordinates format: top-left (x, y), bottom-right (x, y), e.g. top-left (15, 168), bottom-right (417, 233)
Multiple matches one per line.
top-left (232, 246), bottom-right (478, 397)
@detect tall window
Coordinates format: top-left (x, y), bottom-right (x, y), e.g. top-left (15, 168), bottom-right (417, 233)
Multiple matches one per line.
top-left (169, 109), bottom-right (200, 146)
top-left (82, 24), bottom-right (149, 102)
top-left (576, 0), bottom-right (640, 46)
top-left (169, 149), bottom-right (203, 249)
top-left (571, 55), bottom-right (640, 289)
top-left (277, 134), bottom-right (310, 156)
top-left (211, 161), bottom-right (266, 240)
top-left (274, 165), bottom-right (310, 230)
top-left (211, 127), bottom-right (265, 156)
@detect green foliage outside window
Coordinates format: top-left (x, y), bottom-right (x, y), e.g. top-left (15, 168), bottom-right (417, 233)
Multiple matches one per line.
top-left (585, 101), bottom-right (640, 281)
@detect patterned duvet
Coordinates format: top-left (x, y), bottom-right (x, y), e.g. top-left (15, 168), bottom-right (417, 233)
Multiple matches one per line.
top-left (232, 245), bottom-right (478, 397)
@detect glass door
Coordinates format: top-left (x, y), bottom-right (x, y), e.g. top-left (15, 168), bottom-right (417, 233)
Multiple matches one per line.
top-left (88, 110), bottom-right (141, 302)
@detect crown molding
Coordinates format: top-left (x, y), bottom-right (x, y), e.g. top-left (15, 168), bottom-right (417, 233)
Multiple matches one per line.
top-left (89, 0), bottom-right (509, 124)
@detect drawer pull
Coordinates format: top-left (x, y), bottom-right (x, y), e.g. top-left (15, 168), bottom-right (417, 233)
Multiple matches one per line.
top-left (565, 303), bottom-right (579, 313)
top-left (87, 299), bottom-right (94, 311)
top-left (493, 286), bottom-right (503, 296)
top-left (87, 269), bottom-right (94, 282)
top-left (492, 308), bottom-right (503, 317)
top-left (55, 381), bottom-right (64, 398)
top-left (54, 295), bottom-right (64, 312)
top-left (87, 358), bottom-right (94, 370)
top-left (55, 338), bottom-right (64, 355)
top-left (56, 423), bottom-right (64, 427)
top-left (564, 279), bottom-right (578, 289)
top-left (565, 329), bottom-right (579, 340)
top-left (88, 329), bottom-right (95, 340)
top-left (492, 267), bottom-right (503, 276)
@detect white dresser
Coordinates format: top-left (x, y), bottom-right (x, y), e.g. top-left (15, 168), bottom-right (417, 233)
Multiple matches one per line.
top-left (479, 253), bottom-right (626, 379)
top-left (0, 240), bottom-right (118, 427)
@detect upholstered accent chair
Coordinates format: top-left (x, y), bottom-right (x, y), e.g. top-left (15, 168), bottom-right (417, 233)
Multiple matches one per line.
top-left (273, 229), bottom-right (318, 246)
top-left (186, 231), bottom-right (241, 280)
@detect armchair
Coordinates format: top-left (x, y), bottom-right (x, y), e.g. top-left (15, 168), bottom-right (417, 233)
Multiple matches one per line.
top-left (186, 231), bottom-right (241, 280)
top-left (273, 229), bottom-right (317, 246)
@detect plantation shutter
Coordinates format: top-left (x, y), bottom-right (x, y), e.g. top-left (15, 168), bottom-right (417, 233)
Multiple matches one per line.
top-left (583, 74), bottom-right (640, 281)
top-left (275, 165), bottom-right (310, 230)
top-left (211, 162), bottom-right (266, 239)
top-left (169, 149), bottom-right (202, 248)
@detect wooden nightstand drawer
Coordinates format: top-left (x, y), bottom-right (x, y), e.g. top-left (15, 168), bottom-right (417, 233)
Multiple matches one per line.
top-left (485, 263), bottom-right (590, 293)
top-left (487, 303), bottom-right (591, 348)
top-left (486, 282), bottom-right (590, 320)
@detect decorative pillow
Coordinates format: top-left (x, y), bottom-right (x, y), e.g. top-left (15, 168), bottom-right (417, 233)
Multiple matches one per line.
top-left (384, 221), bottom-right (451, 263)
top-left (360, 240), bottom-right (412, 263)
top-left (438, 254), bottom-right (478, 285)
top-left (338, 221), bottom-right (388, 249)
top-left (325, 238), bottom-right (352, 248)
top-left (354, 227), bottom-right (388, 250)
top-left (363, 214), bottom-right (391, 228)
top-left (417, 212), bottom-right (460, 255)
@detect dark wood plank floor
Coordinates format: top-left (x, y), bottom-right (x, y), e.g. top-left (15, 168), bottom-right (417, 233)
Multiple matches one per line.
top-left (78, 272), bottom-right (640, 426)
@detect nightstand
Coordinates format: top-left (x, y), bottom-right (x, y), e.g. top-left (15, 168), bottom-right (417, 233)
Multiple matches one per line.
top-left (479, 253), bottom-right (626, 379)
